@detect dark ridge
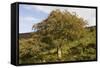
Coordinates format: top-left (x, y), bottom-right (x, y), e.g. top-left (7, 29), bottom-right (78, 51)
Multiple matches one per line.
top-left (19, 32), bottom-right (33, 39)
top-left (86, 26), bottom-right (96, 29)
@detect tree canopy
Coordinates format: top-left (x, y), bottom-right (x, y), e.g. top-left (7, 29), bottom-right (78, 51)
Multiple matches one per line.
top-left (33, 9), bottom-right (87, 41)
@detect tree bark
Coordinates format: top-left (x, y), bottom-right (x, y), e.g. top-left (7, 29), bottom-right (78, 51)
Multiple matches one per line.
top-left (57, 45), bottom-right (62, 60)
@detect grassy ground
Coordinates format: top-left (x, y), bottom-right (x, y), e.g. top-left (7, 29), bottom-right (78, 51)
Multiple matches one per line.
top-left (19, 26), bottom-right (96, 64)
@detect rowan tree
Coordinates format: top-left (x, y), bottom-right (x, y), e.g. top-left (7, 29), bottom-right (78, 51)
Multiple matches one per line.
top-left (32, 9), bottom-right (87, 60)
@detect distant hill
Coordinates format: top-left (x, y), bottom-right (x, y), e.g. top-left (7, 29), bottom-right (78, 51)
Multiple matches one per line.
top-left (19, 32), bottom-right (33, 39)
top-left (19, 26), bottom-right (96, 39)
top-left (86, 26), bottom-right (96, 29)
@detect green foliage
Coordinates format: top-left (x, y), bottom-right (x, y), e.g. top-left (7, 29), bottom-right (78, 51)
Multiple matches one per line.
top-left (19, 9), bottom-right (96, 64)
top-left (33, 9), bottom-right (87, 40)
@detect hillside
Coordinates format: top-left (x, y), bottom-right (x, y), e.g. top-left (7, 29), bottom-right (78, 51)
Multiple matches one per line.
top-left (19, 32), bottom-right (32, 39)
top-left (19, 26), bottom-right (96, 64)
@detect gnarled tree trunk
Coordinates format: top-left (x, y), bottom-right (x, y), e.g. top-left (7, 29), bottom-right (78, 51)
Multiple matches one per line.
top-left (57, 44), bottom-right (62, 60)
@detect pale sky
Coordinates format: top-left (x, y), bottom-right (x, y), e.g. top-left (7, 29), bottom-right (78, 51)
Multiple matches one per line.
top-left (19, 4), bottom-right (96, 33)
